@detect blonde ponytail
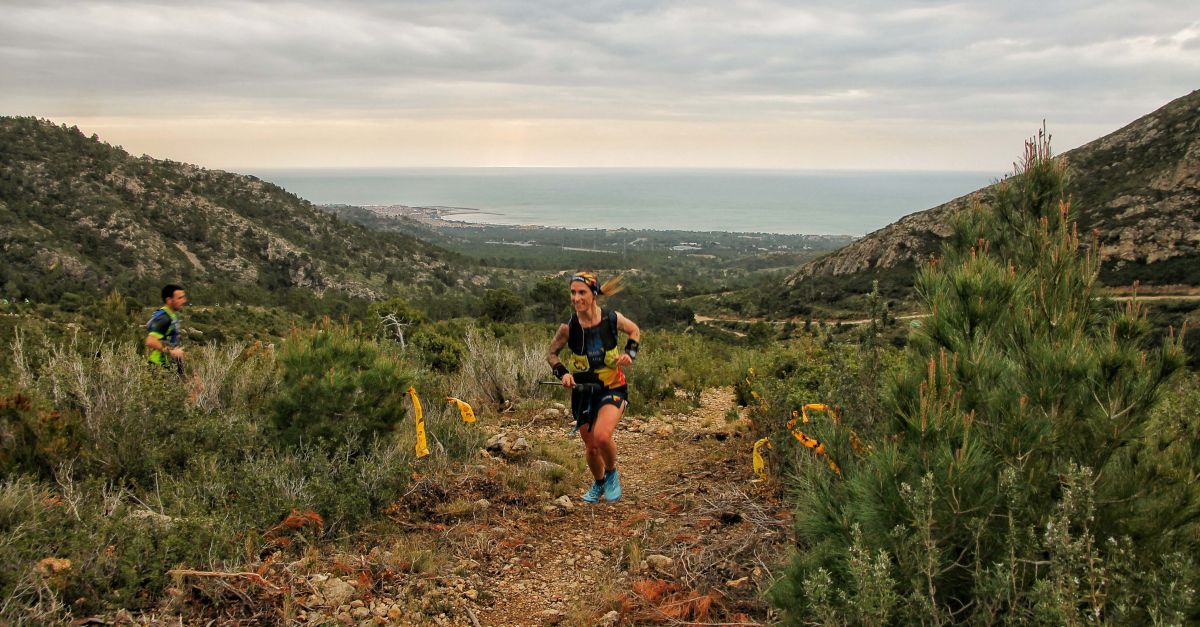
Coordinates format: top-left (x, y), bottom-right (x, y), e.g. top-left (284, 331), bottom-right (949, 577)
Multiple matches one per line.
top-left (599, 274), bottom-right (625, 298)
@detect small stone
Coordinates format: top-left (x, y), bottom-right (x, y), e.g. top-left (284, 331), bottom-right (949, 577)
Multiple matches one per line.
top-left (600, 610), bottom-right (620, 625)
top-left (507, 436), bottom-right (531, 456)
top-left (473, 498), bottom-right (491, 511)
top-left (316, 577), bottom-right (356, 608)
top-left (350, 600), bottom-right (365, 609)
top-left (647, 554), bottom-right (673, 571)
top-left (351, 606), bottom-right (371, 620)
top-left (552, 402), bottom-right (566, 411)
top-left (531, 460), bottom-right (565, 473)
top-left (387, 607), bottom-right (403, 621)
top-left (464, 589), bottom-right (479, 600)
top-left (553, 495), bottom-right (574, 510)
top-left (542, 505), bottom-right (559, 514)
top-left (726, 576), bottom-right (750, 588)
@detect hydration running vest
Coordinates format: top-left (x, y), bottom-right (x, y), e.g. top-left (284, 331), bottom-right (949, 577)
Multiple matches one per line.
top-left (563, 308), bottom-right (626, 389)
top-left (146, 307), bottom-right (180, 366)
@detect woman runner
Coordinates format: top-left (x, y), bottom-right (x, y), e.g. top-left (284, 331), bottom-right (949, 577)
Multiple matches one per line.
top-left (546, 271), bottom-right (641, 503)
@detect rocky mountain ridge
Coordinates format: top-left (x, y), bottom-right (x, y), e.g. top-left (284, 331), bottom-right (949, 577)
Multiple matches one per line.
top-left (0, 117), bottom-right (461, 303)
top-left (787, 90), bottom-right (1200, 301)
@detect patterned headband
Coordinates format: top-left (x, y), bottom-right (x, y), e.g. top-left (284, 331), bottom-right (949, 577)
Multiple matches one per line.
top-left (571, 272), bottom-right (600, 295)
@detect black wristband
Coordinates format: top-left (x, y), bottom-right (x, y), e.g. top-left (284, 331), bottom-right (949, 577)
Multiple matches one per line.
top-left (552, 363), bottom-right (569, 379)
top-left (624, 339), bottom-right (639, 361)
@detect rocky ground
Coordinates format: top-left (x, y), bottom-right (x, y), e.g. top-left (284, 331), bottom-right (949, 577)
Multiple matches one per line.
top-left (143, 388), bottom-right (790, 626)
top-left (472, 388), bottom-right (789, 626)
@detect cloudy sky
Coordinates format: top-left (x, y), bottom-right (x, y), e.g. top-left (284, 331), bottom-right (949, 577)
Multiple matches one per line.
top-left (2, 0), bottom-right (1197, 171)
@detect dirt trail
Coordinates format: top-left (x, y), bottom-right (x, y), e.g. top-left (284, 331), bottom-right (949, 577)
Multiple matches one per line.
top-left (474, 388), bottom-right (787, 626)
top-left (279, 389), bottom-right (787, 627)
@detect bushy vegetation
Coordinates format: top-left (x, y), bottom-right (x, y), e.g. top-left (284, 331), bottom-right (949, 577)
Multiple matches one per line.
top-left (0, 290), bottom-right (759, 622)
top-left (767, 135), bottom-right (1197, 623)
top-left (0, 322), bottom-right (482, 622)
top-left (270, 322), bottom-right (414, 448)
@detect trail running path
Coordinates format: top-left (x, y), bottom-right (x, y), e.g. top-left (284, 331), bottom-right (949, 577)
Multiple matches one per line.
top-left (475, 388), bottom-right (788, 626)
top-left (285, 389), bottom-right (789, 627)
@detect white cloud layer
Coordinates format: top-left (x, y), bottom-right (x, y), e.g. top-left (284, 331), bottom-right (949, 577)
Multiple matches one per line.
top-left (2, 0), bottom-right (1196, 169)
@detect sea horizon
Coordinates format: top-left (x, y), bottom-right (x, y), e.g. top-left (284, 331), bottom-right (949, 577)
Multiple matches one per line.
top-left (250, 167), bottom-right (999, 236)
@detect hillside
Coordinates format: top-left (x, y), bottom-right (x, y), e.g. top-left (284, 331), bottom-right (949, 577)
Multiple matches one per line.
top-left (0, 117), bottom-right (462, 305)
top-left (781, 89), bottom-right (1200, 311)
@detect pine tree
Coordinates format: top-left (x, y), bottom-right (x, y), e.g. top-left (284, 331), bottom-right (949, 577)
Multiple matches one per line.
top-left (771, 133), bottom-right (1191, 623)
top-left (270, 321), bottom-right (413, 449)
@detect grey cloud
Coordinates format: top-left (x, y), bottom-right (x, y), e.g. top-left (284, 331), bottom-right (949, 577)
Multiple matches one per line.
top-left (1, 0), bottom-right (1196, 129)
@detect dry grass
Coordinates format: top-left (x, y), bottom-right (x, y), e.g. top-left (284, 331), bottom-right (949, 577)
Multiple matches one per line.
top-left (673, 488), bottom-right (789, 590)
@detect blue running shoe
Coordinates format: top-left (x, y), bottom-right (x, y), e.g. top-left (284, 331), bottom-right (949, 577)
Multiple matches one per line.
top-left (582, 480), bottom-right (604, 503)
top-left (603, 469), bottom-right (622, 502)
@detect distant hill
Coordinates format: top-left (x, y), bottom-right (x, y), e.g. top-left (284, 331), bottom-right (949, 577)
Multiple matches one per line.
top-left (781, 90), bottom-right (1200, 312)
top-left (0, 117), bottom-right (462, 305)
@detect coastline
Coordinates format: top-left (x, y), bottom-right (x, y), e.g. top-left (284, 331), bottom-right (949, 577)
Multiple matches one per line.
top-left (364, 204), bottom-right (492, 228)
top-left (357, 203), bottom-right (860, 240)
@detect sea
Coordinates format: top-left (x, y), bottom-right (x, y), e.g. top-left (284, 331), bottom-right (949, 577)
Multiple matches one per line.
top-left (250, 168), bottom-right (997, 236)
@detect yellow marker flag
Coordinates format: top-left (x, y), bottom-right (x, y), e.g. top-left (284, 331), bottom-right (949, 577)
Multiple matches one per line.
top-left (752, 437), bottom-right (772, 480)
top-left (407, 387), bottom-right (429, 458)
top-left (801, 403), bottom-right (839, 424)
top-left (446, 397), bottom-right (476, 423)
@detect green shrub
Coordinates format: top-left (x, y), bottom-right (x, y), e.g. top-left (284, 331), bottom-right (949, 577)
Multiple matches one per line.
top-left (411, 324), bottom-right (467, 373)
top-left (482, 288), bottom-right (522, 323)
top-left (0, 476), bottom-right (243, 619)
top-left (771, 135), bottom-right (1194, 623)
top-left (633, 329), bottom-right (737, 412)
top-left (269, 323), bottom-right (413, 449)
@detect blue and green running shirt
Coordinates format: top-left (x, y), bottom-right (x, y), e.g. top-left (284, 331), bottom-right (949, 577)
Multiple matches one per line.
top-left (146, 307), bottom-right (180, 365)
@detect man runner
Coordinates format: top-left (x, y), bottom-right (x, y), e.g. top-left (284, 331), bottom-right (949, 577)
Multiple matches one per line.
top-left (146, 284), bottom-right (187, 374)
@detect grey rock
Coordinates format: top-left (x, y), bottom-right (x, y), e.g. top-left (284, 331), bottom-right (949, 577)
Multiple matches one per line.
top-left (314, 576), bottom-right (356, 608)
top-left (506, 436), bottom-right (531, 456)
top-left (531, 460), bottom-right (566, 473)
top-left (647, 554), bottom-right (674, 571)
